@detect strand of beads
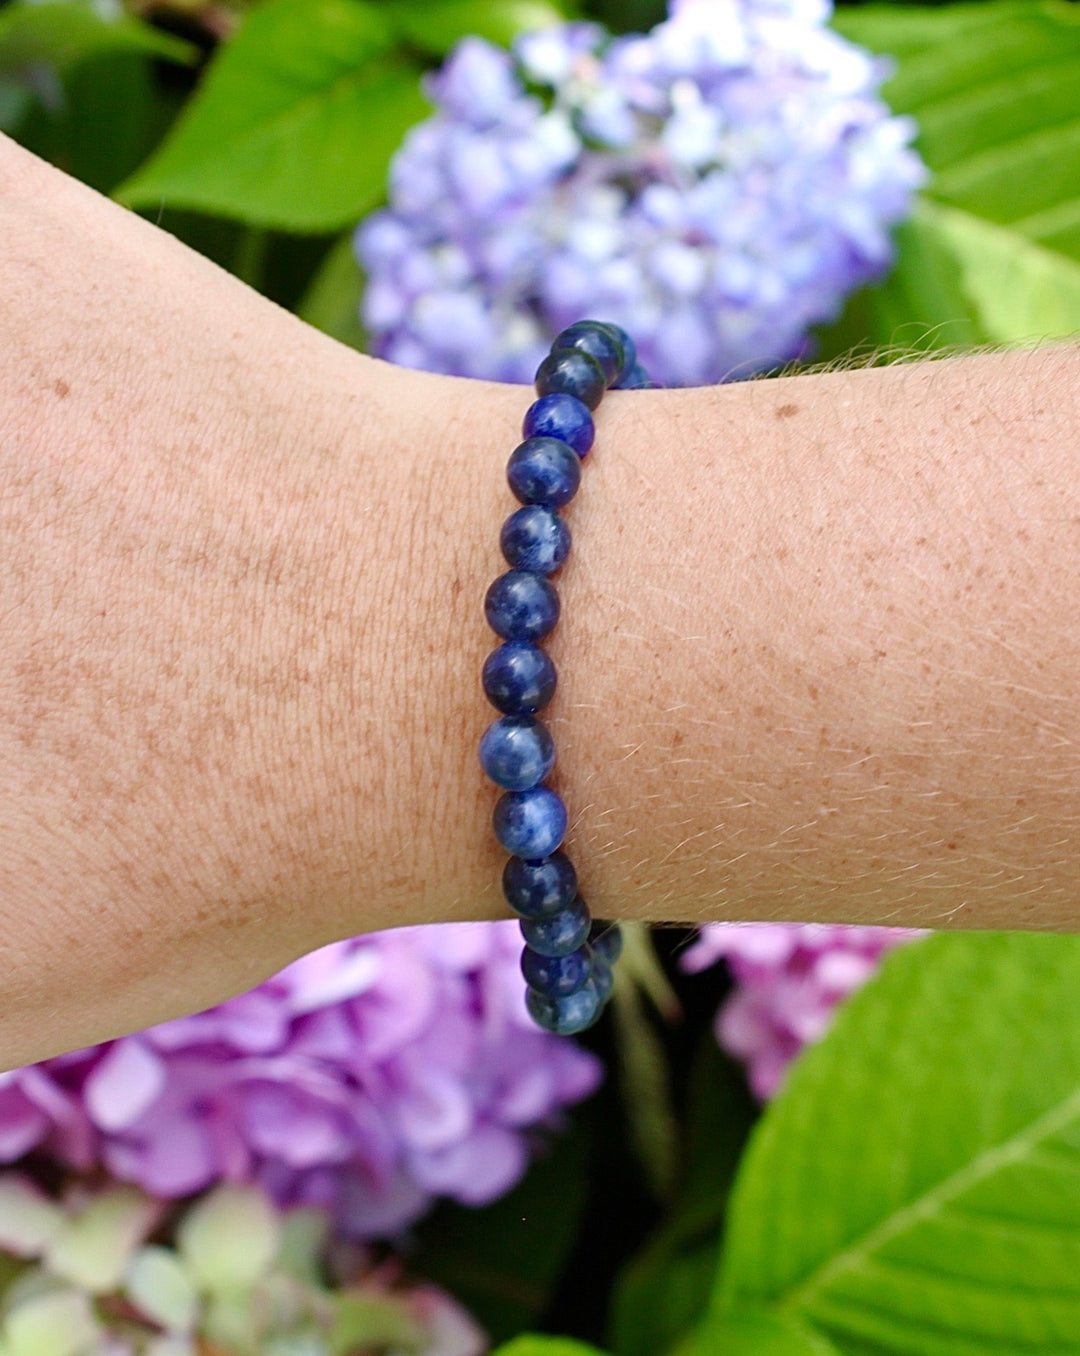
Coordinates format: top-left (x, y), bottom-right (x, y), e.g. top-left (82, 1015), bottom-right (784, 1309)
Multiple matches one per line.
top-left (481, 320), bottom-right (650, 1035)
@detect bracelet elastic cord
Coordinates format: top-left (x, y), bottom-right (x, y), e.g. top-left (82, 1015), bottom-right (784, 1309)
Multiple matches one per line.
top-left (480, 320), bottom-right (650, 1035)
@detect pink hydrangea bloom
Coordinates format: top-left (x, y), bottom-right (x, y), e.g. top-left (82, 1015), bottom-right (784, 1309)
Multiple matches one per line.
top-left (0, 923), bottom-right (601, 1237)
top-left (683, 923), bottom-right (925, 1098)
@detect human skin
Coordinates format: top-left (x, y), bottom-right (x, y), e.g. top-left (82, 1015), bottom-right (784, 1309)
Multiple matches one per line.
top-left (1, 133), bottom-right (1079, 1065)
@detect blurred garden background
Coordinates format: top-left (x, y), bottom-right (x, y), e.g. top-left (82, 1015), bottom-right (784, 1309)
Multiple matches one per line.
top-left (2, 0), bottom-right (1080, 1353)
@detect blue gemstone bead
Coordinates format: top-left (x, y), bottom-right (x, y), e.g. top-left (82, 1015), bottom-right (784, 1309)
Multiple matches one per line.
top-left (484, 570), bottom-right (559, 642)
top-left (613, 362), bottom-right (653, 390)
top-left (552, 321), bottom-right (624, 386)
top-left (500, 505), bottom-right (571, 574)
top-left (535, 349), bottom-right (606, 411)
top-left (494, 786), bottom-right (567, 858)
top-left (521, 943), bottom-right (592, 998)
top-left (482, 641), bottom-right (556, 715)
top-left (506, 437), bottom-right (581, 509)
top-left (526, 980), bottom-right (605, 1035)
top-left (503, 851), bottom-right (578, 919)
top-left (520, 894), bottom-right (590, 957)
top-left (589, 955), bottom-right (614, 1006)
top-left (597, 323), bottom-right (636, 380)
top-left (589, 921), bottom-right (623, 966)
top-left (479, 715), bottom-right (555, 791)
top-left (522, 394), bottom-right (595, 458)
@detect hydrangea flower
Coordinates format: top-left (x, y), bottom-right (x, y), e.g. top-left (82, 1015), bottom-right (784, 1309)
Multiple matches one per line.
top-left (0, 924), bottom-right (600, 1238)
top-left (356, 0), bottom-right (926, 387)
top-left (682, 923), bottom-right (926, 1098)
top-left (0, 1176), bottom-right (485, 1356)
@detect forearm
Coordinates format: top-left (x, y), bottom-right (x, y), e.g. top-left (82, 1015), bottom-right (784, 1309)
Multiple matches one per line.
top-left (2, 136), bottom-right (1079, 1066)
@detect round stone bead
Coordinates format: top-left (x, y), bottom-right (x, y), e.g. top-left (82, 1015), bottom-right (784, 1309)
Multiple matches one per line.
top-left (520, 894), bottom-right (590, 957)
top-left (613, 362), bottom-right (654, 390)
top-left (535, 349), bottom-right (606, 411)
top-left (484, 570), bottom-right (559, 642)
top-left (482, 641), bottom-right (556, 715)
top-left (493, 786), bottom-right (567, 858)
top-left (589, 921), bottom-right (624, 966)
top-left (526, 978), bottom-right (605, 1035)
top-left (552, 320), bottom-right (624, 385)
top-left (506, 437), bottom-right (581, 509)
top-left (522, 393), bottom-right (595, 458)
top-left (479, 715), bottom-right (555, 792)
top-left (500, 505), bottom-right (571, 574)
top-left (502, 851), bottom-right (578, 919)
top-left (597, 322), bottom-right (636, 379)
top-left (521, 942), bottom-right (592, 998)
top-left (589, 951), bottom-right (614, 1005)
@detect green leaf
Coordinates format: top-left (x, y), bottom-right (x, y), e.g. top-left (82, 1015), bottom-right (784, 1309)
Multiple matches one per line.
top-left (668, 1310), bottom-right (842, 1356)
top-left (116, 0), bottom-right (429, 231)
top-left (817, 197), bottom-right (1080, 358)
top-left (832, 1), bottom-right (1080, 261)
top-left (717, 932), bottom-right (1080, 1355)
top-left (388, 0), bottom-right (570, 55)
top-left (0, 1), bottom-right (195, 74)
top-left (297, 232), bottom-right (368, 350)
top-left (492, 1339), bottom-right (610, 1356)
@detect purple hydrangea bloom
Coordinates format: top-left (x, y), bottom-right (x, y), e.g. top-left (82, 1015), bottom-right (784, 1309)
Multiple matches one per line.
top-left (0, 924), bottom-right (600, 1237)
top-left (682, 923), bottom-right (926, 1098)
top-left (356, 0), bottom-right (926, 386)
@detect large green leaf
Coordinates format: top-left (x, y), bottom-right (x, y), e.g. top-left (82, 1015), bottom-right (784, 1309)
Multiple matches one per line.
top-left (833, 1), bottom-right (1080, 261)
top-left (116, 0), bottom-right (428, 231)
top-left (716, 933), bottom-right (1080, 1355)
top-left (0, 0), bottom-right (195, 74)
top-left (819, 197), bottom-right (1080, 358)
top-left (669, 1311), bottom-right (842, 1356)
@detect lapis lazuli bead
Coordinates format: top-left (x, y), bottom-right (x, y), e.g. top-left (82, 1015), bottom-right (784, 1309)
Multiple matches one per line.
top-left (535, 348), bottom-right (607, 411)
top-left (589, 921), bottom-right (624, 966)
top-left (552, 321), bottom-right (624, 386)
top-left (520, 894), bottom-right (590, 957)
top-left (500, 505), bottom-right (571, 575)
top-left (522, 393), bottom-right (595, 458)
top-left (484, 570), bottom-right (559, 642)
top-left (482, 641), bottom-right (556, 715)
top-left (479, 715), bottom-right (555, 792)
top-left (589, 952), bottom-right (614, 1005)
top-left (597, 322), bottom-right (636, 379)
top-left (526, 980), bottom-right (605, 1035)
top-left (522, 942), bottom-right (592, 998)
top-left (507, 437), bottom-right (581, 509)
top-left (503, 851), bottom-right (578, 919)
top-left (613, 362), bottom-right (653, 390)
top-left (494, 786), bottom-right (567, 858)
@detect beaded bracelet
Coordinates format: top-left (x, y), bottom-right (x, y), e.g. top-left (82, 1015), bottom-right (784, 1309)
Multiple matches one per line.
top-left (480, 320), bottom-right (651, 1035)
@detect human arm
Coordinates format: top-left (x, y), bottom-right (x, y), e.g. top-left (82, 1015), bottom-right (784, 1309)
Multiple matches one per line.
top-left (1, 134), bottom-right (1077, 1064)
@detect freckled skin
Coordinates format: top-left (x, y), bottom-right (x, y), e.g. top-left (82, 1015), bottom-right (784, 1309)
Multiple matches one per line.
top-left (0, 132), bottom-right (1079, 1065)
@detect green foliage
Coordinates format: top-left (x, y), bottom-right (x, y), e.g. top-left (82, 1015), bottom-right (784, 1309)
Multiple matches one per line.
top-left (297, 232), bottom-right (368, 350)
top-left (0, 0), bottom-right (196, 74)
top-left (713, 933), bottom-right (1080, 1355)
top-left (821, 0), bottom-right (1080, 354)
top-left (117, 0), bottom-right (429, 230)
top-left (388, 0), bottom-right (570, 55)
top-left (492, 1338), bottom-right (611, 1356)
top-left (670, 1311), bottom-right (842, 1356)
top-left (609, 1037), bottom-right (756, 1356)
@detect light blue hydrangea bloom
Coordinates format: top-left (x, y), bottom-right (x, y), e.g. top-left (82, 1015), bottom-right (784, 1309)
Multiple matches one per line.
top-left (356, 0), bottom-right (927, 387)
